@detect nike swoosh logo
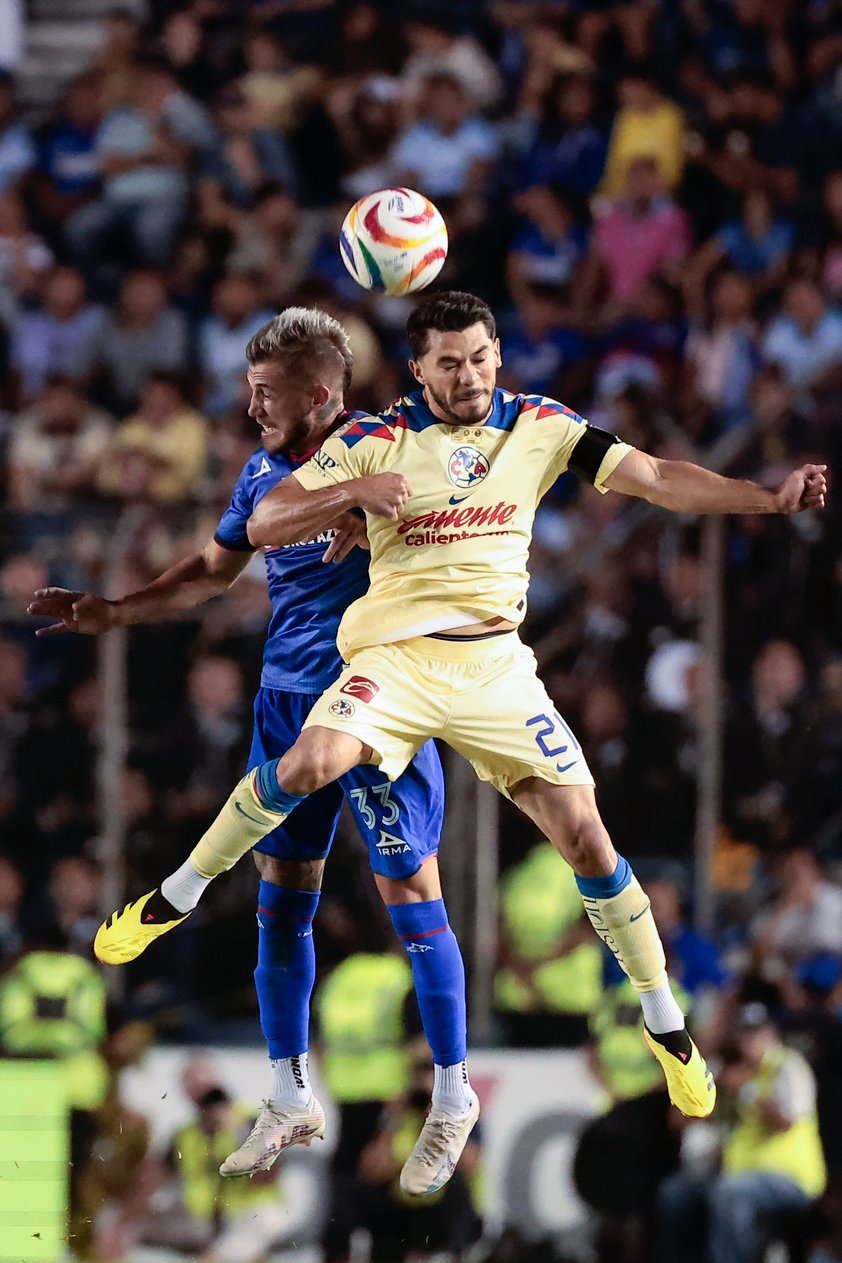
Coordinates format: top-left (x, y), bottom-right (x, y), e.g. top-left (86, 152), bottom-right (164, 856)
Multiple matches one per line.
top-left (234, 801), bottom-right (264, 825)
top-left (448, 493), bottom-right (472, 504)
top-left (629, 902), bottom-right (651, 922)
top-left (555, 760), bottom-right (577, 773)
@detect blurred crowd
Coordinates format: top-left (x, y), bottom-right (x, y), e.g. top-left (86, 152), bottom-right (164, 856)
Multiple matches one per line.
top-left (0, 0), bottom-right (842, 1259)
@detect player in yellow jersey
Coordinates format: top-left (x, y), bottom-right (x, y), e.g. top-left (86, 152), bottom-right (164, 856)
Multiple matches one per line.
top-left (97, 292), bottom-right (827, 1193)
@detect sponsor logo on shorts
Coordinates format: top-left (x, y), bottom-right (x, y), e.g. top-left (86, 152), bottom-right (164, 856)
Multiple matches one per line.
top-left (405, 942), bottom-right (434, 953)
top-left (340, 675), bottom-right (380, 704)
top-left (329, 698), bottom-right (355, 718)
top-left (397, 501), bottom-right (517, 547)
top-left (447, 445), bottom-right (489, 497)
top-left (375, 830), bottom-right (411, 855)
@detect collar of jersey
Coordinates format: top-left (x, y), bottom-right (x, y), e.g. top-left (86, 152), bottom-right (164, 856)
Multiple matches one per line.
top-left (399, 388), bottom-right (522, 433)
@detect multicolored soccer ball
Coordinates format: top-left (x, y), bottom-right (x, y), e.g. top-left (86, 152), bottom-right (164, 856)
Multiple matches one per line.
top-left (339, 188), bottom-right (448, 296)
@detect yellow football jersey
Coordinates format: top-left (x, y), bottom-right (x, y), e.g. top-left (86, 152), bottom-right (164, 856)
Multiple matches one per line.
top-left (293, 388), bottom-right (632, 658)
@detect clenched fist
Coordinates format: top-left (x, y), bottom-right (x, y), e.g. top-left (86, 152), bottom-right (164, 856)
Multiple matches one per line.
top-left (27, 588), bottom-right (118, 637)
top-left (774, 464), bottom-right (828, 514)
top-left (352, 473), bottom-right (412, 520)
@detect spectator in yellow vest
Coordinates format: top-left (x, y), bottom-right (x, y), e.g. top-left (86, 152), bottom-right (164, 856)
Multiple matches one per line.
top-left (656, 1004), bottom-right (826, 1263)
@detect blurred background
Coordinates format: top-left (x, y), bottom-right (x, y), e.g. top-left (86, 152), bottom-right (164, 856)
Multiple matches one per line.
top-left (0, 0), bottom-right (841, 1260)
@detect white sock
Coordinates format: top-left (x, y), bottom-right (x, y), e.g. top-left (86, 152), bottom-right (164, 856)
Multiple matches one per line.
top-left (160, 859), bottom-right (213, 914)
top-left (638, 980), bottom-right (685, 1034)
top-left (432, 1060), bottom-right (474, 1115)
top-left (270, 1053), bottom-right (312, 1108)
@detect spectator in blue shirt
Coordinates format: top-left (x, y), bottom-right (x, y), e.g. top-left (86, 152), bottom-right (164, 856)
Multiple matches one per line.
top-left (390, 71), bottom-right (499, 201)
top-left (507, 184), bottom-right (589, 302)
top-left (499, 282), bottom-right (585, 399)
top-left (33, 71), bottom-right (104, 232)
top-left (0, 71), bottom-right (35, 195)
top-left (10, 265), bottom-right (104, 401)
top-left (762, 278), bottom-right (842, 392)
top-left (197, 272), bottom-right (272, 417)
top-left (515, 72), bottom-right (608, 198)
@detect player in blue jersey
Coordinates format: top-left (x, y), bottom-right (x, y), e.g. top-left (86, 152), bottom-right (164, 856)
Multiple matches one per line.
top-left (28, 308), bottom-right (474, 1185)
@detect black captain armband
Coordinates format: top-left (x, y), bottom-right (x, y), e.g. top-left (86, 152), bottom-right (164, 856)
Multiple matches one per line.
top-left (568, 426), bottom-right (622, 485)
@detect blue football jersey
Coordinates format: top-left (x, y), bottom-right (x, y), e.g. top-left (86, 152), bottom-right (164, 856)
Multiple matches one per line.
top-left (214, 417), bottom-right (370, 694)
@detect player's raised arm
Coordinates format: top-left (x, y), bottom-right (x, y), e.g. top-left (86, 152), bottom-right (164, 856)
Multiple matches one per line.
top-left (27, 540), bottom-right (250, 637)
top-left (246, 467), bottom-right (412, 548)
top-left (603, 449), bottom-right (828, 516)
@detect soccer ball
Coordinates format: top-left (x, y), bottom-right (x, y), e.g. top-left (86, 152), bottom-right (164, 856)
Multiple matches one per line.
top-left (339, 188), bottom-right (448, 297)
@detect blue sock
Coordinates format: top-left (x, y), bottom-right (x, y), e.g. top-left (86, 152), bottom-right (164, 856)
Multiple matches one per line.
top-left (387, 898), bottom-right (467, 1066)
top-left (254, 759), bottom-right (307, 815)
top-left (574, 853), bottom-right (632, 899)
top-left (254, 881), bottom-right (320, 1059)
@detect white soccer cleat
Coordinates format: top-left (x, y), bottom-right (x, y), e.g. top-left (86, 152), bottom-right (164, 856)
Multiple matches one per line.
top-left (219, 1097), bottom-right (326, 1177)
top-left (399, 1092), bottom-right (480, 1196)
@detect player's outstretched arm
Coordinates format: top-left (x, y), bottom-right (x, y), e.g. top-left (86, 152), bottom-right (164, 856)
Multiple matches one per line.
top-left (247, 472), bottom-right (411, 548)
top-left (27, 541), bottom-right (250, 637)
top-left (604, 450), bottom-right (828, 516)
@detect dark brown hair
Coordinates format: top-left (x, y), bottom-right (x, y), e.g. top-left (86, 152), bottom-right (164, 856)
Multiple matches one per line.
top-left (406, 291), bottom-right (496, 359)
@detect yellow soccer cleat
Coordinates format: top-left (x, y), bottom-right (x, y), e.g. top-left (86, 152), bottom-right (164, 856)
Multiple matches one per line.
top-left (643, 1026), bottom-right (716, 1118)
top-left (94, 890), bottom-right (191, 965)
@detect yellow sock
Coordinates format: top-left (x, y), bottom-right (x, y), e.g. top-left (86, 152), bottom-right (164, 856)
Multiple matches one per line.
top-left (189, 771), bottom-right (291, 878)
top-left (579, 874), bottom-right (667, 992)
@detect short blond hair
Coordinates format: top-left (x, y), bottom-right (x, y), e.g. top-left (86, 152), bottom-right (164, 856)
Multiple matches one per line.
top-left (246, 307), bottom-right (353, 391)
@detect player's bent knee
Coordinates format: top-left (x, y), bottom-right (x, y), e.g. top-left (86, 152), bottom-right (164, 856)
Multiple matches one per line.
top-left (276, 730), bottom-right (357, 795)
top-left (254, 853), bottom-right (325, 891)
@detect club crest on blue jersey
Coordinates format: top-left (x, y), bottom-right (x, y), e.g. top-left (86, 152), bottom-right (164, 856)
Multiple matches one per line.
top-left (329, 698), bottom-right (355, 718)
top-left (447, 446), bottom-right (489, 492)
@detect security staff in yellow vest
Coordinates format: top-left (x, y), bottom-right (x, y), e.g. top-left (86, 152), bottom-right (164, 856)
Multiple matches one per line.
top-left (495, 841), bottom-right (603, 1046)
top-left (140, 1079), bottom-right (286, 1263)
top-left (656, 1004), bottom-right (826, 1263)
top-left (0, 947), bottom-right (108, 1110)
top-left (314, 947), bottom-right (420, 1263)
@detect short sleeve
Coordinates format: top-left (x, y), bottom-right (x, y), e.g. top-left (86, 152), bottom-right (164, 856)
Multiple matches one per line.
top-left (214, 468), bottom-right (256, 552)
top-left (292, 425), bottom-right (371, 490)
top-left (531, 396), bottom-right (634, 495)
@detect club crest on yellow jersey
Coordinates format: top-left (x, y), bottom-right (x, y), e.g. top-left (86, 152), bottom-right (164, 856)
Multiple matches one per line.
top-left (447, 445), bottom-right (489, 499)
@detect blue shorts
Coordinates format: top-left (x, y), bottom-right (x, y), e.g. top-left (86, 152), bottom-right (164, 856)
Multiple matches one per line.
top-left (247, 687), bottom-right (444, 879)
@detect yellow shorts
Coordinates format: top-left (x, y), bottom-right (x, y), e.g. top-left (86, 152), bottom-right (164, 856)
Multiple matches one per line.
top-left (302, 632), bottom-right (594, 797)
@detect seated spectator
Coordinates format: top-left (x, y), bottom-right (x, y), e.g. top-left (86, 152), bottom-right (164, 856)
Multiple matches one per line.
top-left (96, 269), bottom-right (188, 415)
top-left (324, 1), bottom-right (407, 80)
top-left (390, 72), bottom-right (499, 203)
top-left (199, 82), bottom-right (298, 215)
top-left (237, 30), bottom-right (321, 133)
top-left (97, 372), bottom-right (208, 504)
top-left (515, 72), bottom-right (608, 199)
top-left (657, 1004), bottom-right (826, 1263)
top-left (197, 272), bottom-right (272, 417)
top-left (65, 59), bottom-right (215, 273)
top-left (751, 849), bottom-right (842, 971)
top-left (762, 278), bottom-right (842, 392)
top-left (338, 76), bottom-right (403, 202)
top-left (225, 182), bottom-right (311, 296)
top-left (32, 71), bottom-right (104, 232)
top-left (645, 878), bottom-right (728, 1000)
top-left (590, 157), bottom-right (691, 309)
top-left (10, 265), bottom-right (104, 400)
top-left (0, 191), bottom-right (53, 330)
top-left (600, 66), bottom-right (686, 197)
top-left (724, 639), bottom-right (807, 850)
top-left (401, 13), bottom-right (502, 112)
top-left (158, 8), bottom-right (222, 103)
top-left (689, 188), bottom-right (794, 303)
top-left (42, 855), bottom-right (103, 958)
top-left (788, 658), bottom-right (842, 853)
top-left (499, 283), bottom-right (585, 399)
top-left (7, 374), bottom-right (114, 510)
top-left (685, 270), bottom-right (760, 428)
top-left (0, 71), bottom-right (34, 194)
top-left (506, 184), bottom-right (589, 298)
top-left (136, 1062), bottom-right (286, 1260)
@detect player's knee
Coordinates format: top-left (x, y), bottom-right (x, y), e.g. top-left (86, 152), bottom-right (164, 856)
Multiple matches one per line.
top-left (277, 735), bottom-right (339, 795)
top-left (254, 853), bottom-right (325, 891)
